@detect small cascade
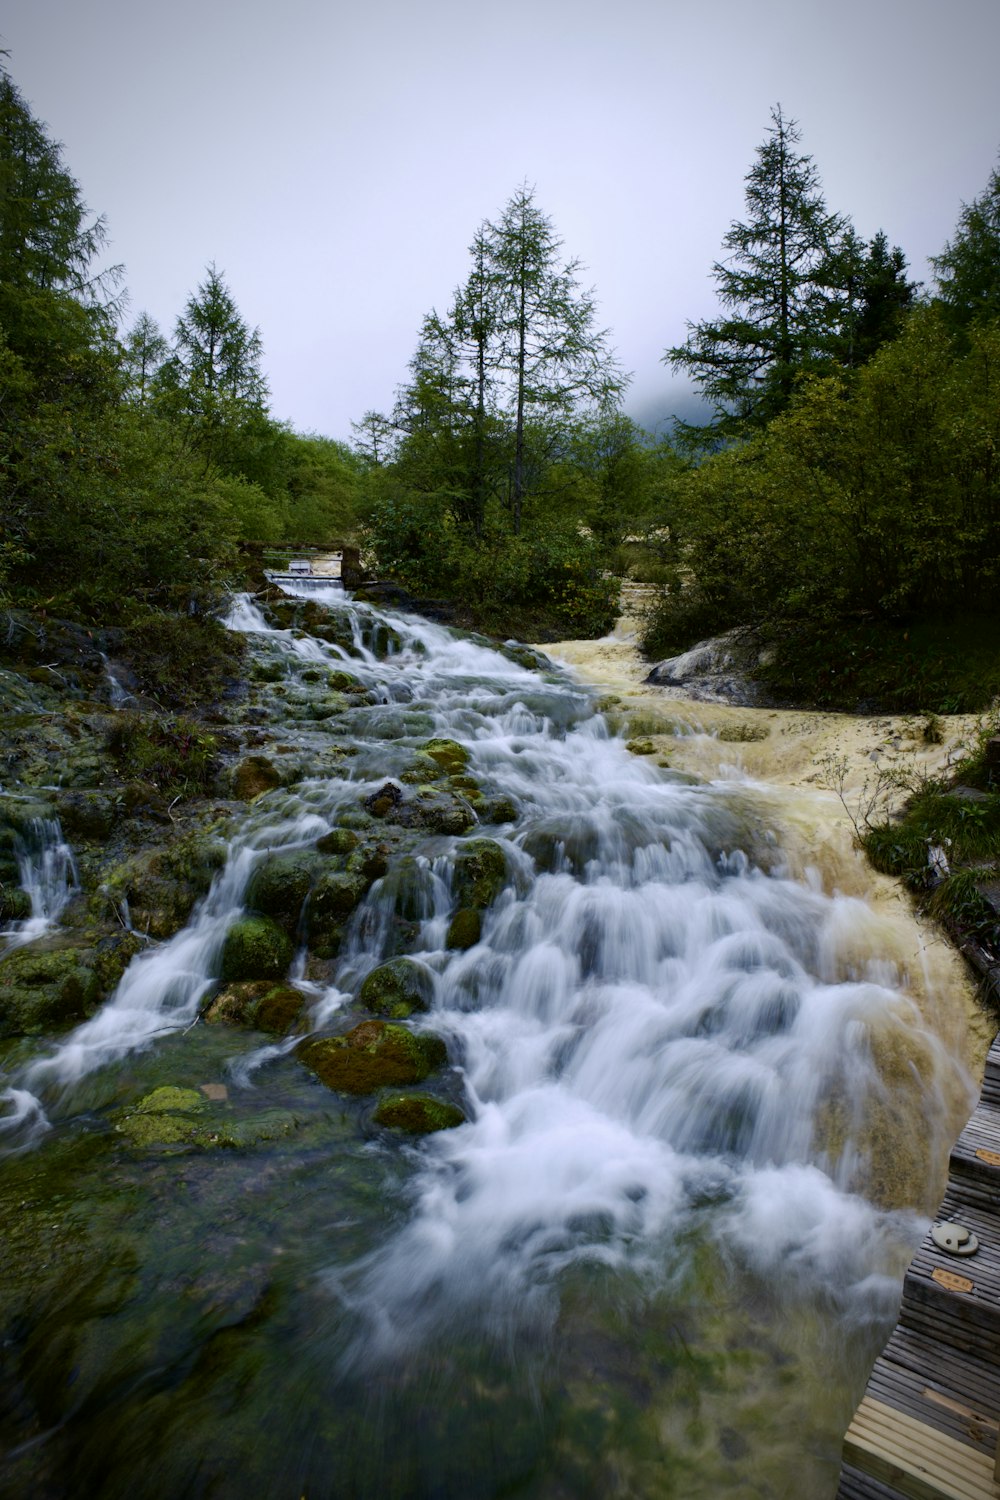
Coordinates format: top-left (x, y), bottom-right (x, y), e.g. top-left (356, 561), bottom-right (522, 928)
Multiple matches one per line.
top-left (99, 652), bottom-right (133, 708)
top-left (2, 816), bottom-right (79, 951)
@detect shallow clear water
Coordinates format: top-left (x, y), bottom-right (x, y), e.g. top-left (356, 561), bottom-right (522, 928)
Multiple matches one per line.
top-left (0, 590), bottom-right (976, 1498)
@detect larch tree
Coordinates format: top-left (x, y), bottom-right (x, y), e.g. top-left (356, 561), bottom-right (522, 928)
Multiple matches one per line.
top-left (932, 161), bottom-right (1000, 335)
top-left (666, 106), bottom-right (847, 438)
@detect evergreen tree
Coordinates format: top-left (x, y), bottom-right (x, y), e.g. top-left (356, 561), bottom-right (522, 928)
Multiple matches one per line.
top-left (666, 106), bottom-right (847, 437)
top-left (932, 161), bottom-right (1000, 334)
top-left (122, 311), bottom-right (168, 404)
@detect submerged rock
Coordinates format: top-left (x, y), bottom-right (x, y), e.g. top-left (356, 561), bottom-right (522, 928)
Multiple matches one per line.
top-left (358, 956), bottom-right (434, 1018)
top-left (373, 1093), bottom-right (466, 1133)
top-left (298, 1020), bottom-right (447, 1095)
top-left (115, 1085), bottom-right (302, 1150)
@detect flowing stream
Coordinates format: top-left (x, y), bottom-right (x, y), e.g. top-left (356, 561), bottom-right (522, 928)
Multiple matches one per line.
top-left (0, 588), bottom-right (980, 1498)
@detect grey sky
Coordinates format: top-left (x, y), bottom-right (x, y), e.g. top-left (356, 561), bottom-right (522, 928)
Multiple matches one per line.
top-left (3, 0), bottom-right (999, 439)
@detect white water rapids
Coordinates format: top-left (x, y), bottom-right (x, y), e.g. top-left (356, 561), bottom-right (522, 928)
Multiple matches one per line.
top-left (0, 587), bottom-right (980, 1492)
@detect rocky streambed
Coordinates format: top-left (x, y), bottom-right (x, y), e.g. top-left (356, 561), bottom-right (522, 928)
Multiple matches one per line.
top-left (0, 587), bottom-right (989, 1499)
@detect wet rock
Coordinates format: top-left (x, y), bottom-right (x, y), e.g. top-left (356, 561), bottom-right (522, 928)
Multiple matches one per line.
top-left (364, 781), bottom-right (404, 818)
top-left (315, 828), bottom-right (359, 857)
top-left (0, 942), bottom-right (101, 1036)
top-left (306, 870), bottom-right (371, 950)
top-left (204, 980), bottom-right (306, 1034)
top-left (245, 852), bottom-right (321, 934)
top-left (115, 1085), bottom-right (302, 1150)
top-left (392, 790), bottom-right (476, 836)
top-left (452, 839), bottom-right (507, 909)
top-left (424, 738), bottom-right (469, 775)
top-left (373, 1093), bottom-right (466, 1133)
top-left (446, 908), bottom-right (481, 950)
top-left (478, 794), bottom-right (518, 825)
top-left (298, 1020), bottom-right (447, 1095)
top-left (219, 916), bottom-right (293, 983)
top-left (57, 790), bottom-right (119, 840)
top-left (358, 956), bottom-right (434, 1018)
top-left (233, 756), bottom-right (281, 800)
top-left (626, 738), bottom-right (655, 756)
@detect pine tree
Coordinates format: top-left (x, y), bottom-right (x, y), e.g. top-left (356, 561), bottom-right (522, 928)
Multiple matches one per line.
top-left (666, 106), bottom-right (847, 437)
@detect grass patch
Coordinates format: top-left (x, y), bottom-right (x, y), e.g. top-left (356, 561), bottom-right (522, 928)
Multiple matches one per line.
top-left (121, 609), bottom-right (246, 709)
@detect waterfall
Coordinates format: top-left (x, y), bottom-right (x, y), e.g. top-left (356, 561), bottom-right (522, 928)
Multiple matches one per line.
top-left (2, 815), bottom-right (79, 951)
top-left (0, 587), bottom-right (976, 1497)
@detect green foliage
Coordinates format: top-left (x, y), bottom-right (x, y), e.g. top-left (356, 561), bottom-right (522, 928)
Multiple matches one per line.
top-left (643, 307), bottom-right (1000, 707)
top-left (105, 711), bottom-right (221, 794)
top-left (120, 608), bottom-right (246, 707)
top-left (932, 160), bottom-right (1000, 335)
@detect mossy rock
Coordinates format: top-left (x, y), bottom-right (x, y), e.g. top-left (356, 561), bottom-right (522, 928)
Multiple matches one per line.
top-left (233, 756), bottom-right (281, 800)
top-left (393, 790), bottom-right (476, 836)
top-left (90, 931), bottom-right (146, 995)
top-left (204, 980), bottom-right (306, 1034)
top-left (401, 753), bottom-right (447, 785)
top-left (327, 669), bottom-right (366, 694)
top-left (252, 658), bottom-right (286, 683)
top-left (424, 738), bottom-right (469, 775)
top-left (315, 828), bottom-right (359, 857)
top-left (298, 1020), bottom-right (447, 1095)
top-left (446, 908), bottom-right (481, 950)
top-left (626, 738), bottom-right (656, 755)
top-left (716, 721), bottom-right (770, 743)
top-left (358, 957), bottom-right (434, 1019)
top-left (305, 870), bottom-right (371, 951)
top-left (219, 916), bottom-right (293, 983)
top-left (373, 1093), bottom-right (466, 1133)
top-left (452, 838), bottom-right (507, 909)
top-left (57, 791), bottom-right (119, 840)
top-left (0, 942), bottom-right (101, 1037)
top-left (115, 1086), bottom-right (301, 1151)
top-left (478, 794), bottom-right (518, 825)
top-left (245, 852), bottom-right (320, 933)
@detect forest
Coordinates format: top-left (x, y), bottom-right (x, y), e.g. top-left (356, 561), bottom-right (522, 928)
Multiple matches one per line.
top-left (2, 62), bottom-right (999, 707)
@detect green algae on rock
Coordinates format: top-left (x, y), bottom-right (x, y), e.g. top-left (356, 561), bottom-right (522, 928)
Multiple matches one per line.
top-left (298, 1020), bottom-right (447, 1095)
top-left (446, 908), bottom-right (481, 950)
top-left (358, 956), bottom-right (434, 1018)
top-left (424, 738), bottom-right (470, 775)
top-left (115, 1085), bottom-right (303, 1150)
top-left (219, 916), bottom-right (293, 983)
top-left (451, 839), bottom-right (507, 909)
top-left (203, 980), bottom-right (306, 1034)
top-left (373, 1092), bottom-right (466, 1133)
top-left (0, 942), bottom-right (101, 1037)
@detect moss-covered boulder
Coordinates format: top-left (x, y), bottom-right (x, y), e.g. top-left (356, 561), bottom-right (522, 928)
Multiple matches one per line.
top-left (358, 957), bottom-right (434, 1019)
top-left (298, 1020), bottom-right (447, 1095)
top-left (204, 980), bottom-right (306, 1034)
top-left (245, 852), bottom-right (320, 934)
top-left (305, 870), bottom-right (371, 956)
top-left (446, 909), bottom-right (481, 950)
top-left (424, 738), bottom-right (469, 775)
top-left (315, 827), bottom-right (359, 857)
top-left (219, 916), bottom-right (293, 983)
top-left (233, 756), bottom-right (281, 800)
top-left (57, 791), bottom-right (119, 840)
top-left (0, 943), bottom-right (101, 1037)
top-left (373, 1093), bottom-right (466, 1133)
top-left (452, 838), bottom-right (507, 909)
top-left (100, 834), bottom-right (226, 942)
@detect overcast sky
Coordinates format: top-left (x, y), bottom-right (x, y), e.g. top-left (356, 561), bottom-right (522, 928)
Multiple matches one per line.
top-left (3, 0), bottom-right (999, 440)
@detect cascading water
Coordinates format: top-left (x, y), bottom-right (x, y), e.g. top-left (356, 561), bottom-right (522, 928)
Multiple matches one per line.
top-left (0, 587), bottom-right (978, 1499)
top-left (1, 815), bottom-right (78, 952)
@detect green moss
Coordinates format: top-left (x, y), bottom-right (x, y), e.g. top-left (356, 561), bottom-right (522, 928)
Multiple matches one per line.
top-left (358, 957), bottom-right (434, 1018)
top-left (0, 943), bottom-right (101, 1037)
top-left (133, 1085), bottom-right (208, 1115)
top-left (219, 917), bottom-right (293, 983)
top-left (204, 981), bottom-right (305, 1033)
top-left (0, 887), bottom-right (32, 922)
top-left (298, 1020), bottom-right (447, 1095)
top-left (424, 738), bottom-right (470, 775)
top-left (245, 852), bottom-right (320, 933)
top-left (373, 1093), bottom-right (466, 1133)
top-left (233, 756), bottom-right (282, 800)
top-left (315, 828), bottom-right (359, 857)
top-left (446, 908), bottom-right (481, 950)
top-left (452, 839), bottom-right (507, 909)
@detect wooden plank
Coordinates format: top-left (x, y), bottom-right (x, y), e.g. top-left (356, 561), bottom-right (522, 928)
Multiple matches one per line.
top-left (843, 1396), bottom-right (1000, 1499)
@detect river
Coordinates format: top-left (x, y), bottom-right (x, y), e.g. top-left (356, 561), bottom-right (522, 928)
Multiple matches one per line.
top-left (0, 586), bottom-right (987, 1498)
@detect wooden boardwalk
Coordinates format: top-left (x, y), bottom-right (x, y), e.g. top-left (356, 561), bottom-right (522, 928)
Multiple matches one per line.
top-left (838, 1033), bottom-right (1000, 1499)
